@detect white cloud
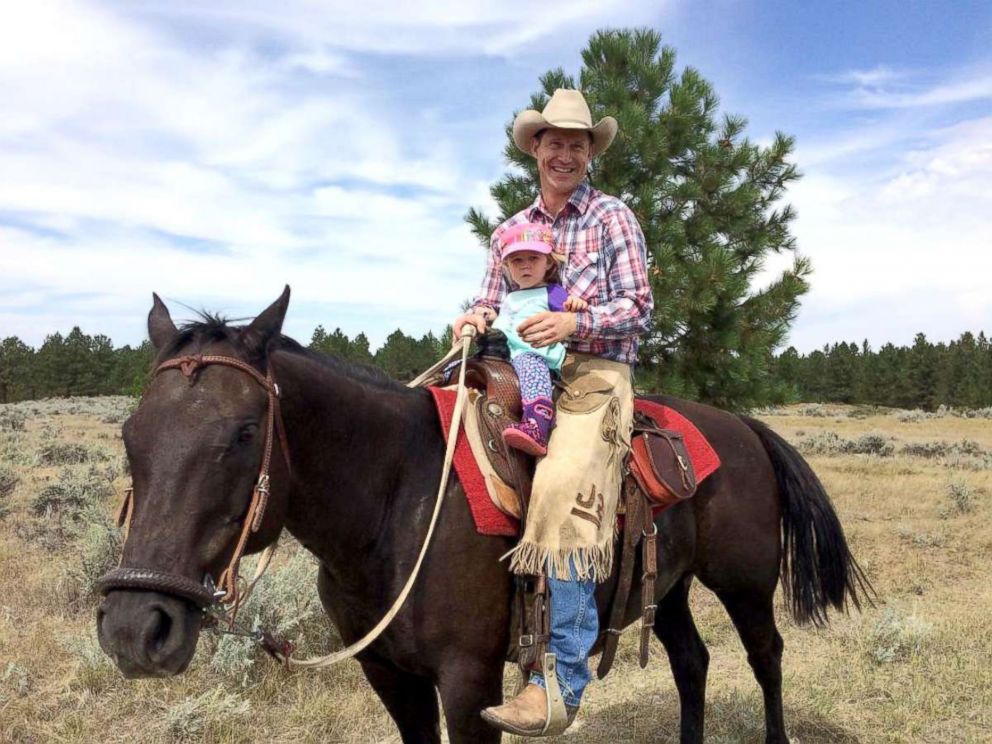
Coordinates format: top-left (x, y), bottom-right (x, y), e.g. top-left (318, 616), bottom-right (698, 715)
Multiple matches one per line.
top-left (110, 0), bottom-right (633, 56)
top-left (782, 115), bottom-right (992, 351)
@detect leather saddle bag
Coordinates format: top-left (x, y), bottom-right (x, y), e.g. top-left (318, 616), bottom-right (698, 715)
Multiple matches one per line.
top-left (629, 414), bottom-right (697, 508)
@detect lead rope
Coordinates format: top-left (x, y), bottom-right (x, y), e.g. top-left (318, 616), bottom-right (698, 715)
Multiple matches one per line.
top-left (271, 325), bottom-right (477, 668)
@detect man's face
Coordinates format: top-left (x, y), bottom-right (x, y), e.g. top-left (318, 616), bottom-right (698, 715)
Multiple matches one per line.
top-left (531, 128), bottom-right (592, 201)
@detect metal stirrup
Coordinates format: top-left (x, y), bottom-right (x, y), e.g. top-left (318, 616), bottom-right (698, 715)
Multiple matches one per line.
top-left (540, 653), bottom-right (570, 736)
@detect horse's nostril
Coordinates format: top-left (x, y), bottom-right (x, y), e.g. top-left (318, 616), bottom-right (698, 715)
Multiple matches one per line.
top-left (148, 607), bottom-right (174, 655)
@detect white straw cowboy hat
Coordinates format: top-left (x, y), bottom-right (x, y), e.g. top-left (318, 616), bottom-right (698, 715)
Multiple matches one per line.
top-left (512, 88), bottom-right (618, 157)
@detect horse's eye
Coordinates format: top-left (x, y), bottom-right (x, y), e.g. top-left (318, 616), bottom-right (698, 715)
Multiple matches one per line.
top-left (237, 425), bottom-right (258, 445)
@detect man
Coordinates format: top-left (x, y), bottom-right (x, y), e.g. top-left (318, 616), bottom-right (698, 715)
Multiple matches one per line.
top-left (453, 89), bottom-right (653, 736)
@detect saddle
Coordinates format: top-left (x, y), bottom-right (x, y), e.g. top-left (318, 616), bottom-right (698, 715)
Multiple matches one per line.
top-left (442, 352), bottom-right (699, 521)
top-left (453, 356), bottom-right (535, 522)
top-left (442, 352), bottom-right (702, 680)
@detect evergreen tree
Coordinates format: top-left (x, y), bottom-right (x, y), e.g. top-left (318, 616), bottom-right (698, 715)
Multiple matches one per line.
top-left (466, 28), bottom-right (807, 410)
top-left (35, 331), bottom-right (66, 397)
top-left (773, 346), bottom-right (802, 403)
top-left (348, 332), bottom-right (375, 366)
top-left (825, 342), bottom-right (861, 403)
top-left (310, 325), bottom-right (354, 359)
top-left (908, 333), bottom-right (939, 411)
top-left (0, 337), bottom-right (35, 403)
top-left (374, 330), bottom-right (430, 381)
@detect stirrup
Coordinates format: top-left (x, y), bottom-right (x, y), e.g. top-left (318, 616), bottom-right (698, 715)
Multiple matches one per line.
top-left (540, 652), bottom-right (570, 736)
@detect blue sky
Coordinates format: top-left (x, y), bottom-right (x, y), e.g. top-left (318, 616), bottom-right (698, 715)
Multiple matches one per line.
top-left (1, 0), bottom-right (990, 353)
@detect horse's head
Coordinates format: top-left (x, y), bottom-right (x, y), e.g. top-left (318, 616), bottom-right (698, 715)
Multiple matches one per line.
top-left (97, 288), bottom-right (292, 678)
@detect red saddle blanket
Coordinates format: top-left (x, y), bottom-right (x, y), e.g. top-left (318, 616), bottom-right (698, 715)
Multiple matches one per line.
top-left (430, 388), bottom-right (721, 537)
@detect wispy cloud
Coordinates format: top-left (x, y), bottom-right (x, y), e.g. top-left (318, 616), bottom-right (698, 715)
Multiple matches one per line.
top-left (105, 0), bottom-right (632, 56)
top-left (818, 64), bottom-right (907, 87)
top-left (820, 63), bottom-right (992, 110)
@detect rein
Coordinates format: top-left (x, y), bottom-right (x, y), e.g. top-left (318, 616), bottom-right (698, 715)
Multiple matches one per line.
top-left (98, 328), bottom-right (477, 669)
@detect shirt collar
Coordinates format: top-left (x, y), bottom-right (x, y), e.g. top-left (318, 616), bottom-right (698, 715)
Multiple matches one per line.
top-left (528, 180), bottom-right (593, 220)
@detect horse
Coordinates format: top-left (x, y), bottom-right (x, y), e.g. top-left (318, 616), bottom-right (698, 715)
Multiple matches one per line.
top-left (96, 288), bottom-right (871, 744)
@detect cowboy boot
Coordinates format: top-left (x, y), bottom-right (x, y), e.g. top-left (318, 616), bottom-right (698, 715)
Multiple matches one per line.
top-left (502, 397), bottom-right (554, 456)
top-left (480, 683), bottom-right (578, 737)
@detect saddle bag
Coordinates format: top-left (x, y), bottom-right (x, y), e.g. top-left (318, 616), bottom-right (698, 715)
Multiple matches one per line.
top-left (629, 414), bottom-right (697, 508)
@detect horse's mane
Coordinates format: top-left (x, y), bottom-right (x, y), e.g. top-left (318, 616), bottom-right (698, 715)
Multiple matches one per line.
top-left (158, 312), bottom-right (402, 390)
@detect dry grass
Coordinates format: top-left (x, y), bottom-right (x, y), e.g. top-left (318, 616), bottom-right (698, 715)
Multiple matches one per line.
top-left (1, 399), bottom-right (990, 743)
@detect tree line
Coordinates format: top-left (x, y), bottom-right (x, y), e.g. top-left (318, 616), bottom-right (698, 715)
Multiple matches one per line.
top-left (0, 325), bottom-right (449, 404)
top-left (2, 325), bottom-right (988, 411)
top-left (775, 332), bottom-right (992, 410)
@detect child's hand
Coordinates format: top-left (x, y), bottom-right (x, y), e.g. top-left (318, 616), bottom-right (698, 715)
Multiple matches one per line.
top-left (563, 295), bottom-right (588, 311)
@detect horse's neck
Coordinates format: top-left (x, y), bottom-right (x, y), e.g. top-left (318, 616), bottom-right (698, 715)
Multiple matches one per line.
top-left (273, 352), bottom-right (442, 568)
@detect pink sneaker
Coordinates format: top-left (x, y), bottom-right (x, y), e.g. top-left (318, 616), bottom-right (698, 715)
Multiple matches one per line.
top-left (502, 419), bottom-right (548, 457)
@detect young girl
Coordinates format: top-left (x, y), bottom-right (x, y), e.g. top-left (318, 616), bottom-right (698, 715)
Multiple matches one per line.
top-left (478, 222), bottom-right (587, 456)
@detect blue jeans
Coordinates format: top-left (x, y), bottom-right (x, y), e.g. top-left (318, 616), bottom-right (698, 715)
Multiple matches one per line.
top-left (530, 574), bottom-right (598, 707)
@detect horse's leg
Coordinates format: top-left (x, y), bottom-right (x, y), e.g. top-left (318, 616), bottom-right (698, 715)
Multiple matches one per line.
top-left (358, 657), bottom-right (442, 744)
top-left (437, 656), bottom-right (505, 744)
top-left (716, 589), bottom-right (788, 744)
top-left (653, 574), bottom-right (709, 744)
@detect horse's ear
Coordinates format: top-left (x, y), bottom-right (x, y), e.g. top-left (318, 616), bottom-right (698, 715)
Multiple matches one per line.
top-left (148, 293), bottom-right (178, 351)
top-left (241, 285), bottom-right (291, 355)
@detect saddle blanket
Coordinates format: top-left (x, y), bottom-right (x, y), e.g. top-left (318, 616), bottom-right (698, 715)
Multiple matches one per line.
top-left (430, 387), bottom-right (721, 537)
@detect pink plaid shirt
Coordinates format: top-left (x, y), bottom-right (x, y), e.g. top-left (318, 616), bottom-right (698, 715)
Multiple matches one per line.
top-left (472, 181), bottom-right (653, 365)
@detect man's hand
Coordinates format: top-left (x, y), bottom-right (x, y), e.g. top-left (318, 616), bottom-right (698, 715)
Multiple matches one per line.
top-left (452, 309), bottom-right (491, 342)
top-left (517, 311), bottom-right (577, 348)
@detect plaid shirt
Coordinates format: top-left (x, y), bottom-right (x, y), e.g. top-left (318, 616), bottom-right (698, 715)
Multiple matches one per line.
top-left (472, 181), bottom-right (653, 365)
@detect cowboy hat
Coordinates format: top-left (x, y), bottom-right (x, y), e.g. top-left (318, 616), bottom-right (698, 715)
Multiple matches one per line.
top-left (512, 88), bottom-right (617, 157)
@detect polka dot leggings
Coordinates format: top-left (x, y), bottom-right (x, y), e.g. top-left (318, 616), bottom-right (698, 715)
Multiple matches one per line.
top-left (512, 352), bottom-right (554, 405)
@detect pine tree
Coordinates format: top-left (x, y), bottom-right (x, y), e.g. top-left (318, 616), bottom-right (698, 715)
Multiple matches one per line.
top-left (905, 333), bottom-right (938, 410)
top-left (0, 337), bottom-right (35, 403)
top-left (466, 28), bottom-right (808, 409)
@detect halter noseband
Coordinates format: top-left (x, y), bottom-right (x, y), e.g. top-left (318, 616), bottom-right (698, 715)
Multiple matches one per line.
top-left (97, 354), bottom-right (291, 611)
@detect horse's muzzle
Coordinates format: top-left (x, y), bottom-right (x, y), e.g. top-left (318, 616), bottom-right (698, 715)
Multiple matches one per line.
top-left (97, 590), bottom-right (202, 678)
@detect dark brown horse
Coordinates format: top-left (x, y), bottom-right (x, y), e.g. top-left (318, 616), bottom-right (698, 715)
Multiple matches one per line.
top-left (97, 289), bottom-right (870, 744)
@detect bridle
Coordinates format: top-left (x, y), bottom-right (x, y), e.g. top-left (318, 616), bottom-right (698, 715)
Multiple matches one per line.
top-left (96, 353), bottom-right (291, 613)
top-left (97, 326), bottom-right (476, 668)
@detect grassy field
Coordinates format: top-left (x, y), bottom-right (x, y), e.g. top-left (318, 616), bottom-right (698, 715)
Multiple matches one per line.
top-left (1, 398), bottom-right (990, 743)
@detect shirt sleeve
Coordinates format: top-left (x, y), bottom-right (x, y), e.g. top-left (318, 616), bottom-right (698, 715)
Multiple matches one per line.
top-left (571, 206), bottom-right (654, 341)
top-left (546, 283), bottom-right (568, 312)
top-left (470, 230), bottom-right (509, 314)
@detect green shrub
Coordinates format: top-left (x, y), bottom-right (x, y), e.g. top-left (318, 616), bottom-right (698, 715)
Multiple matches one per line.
top-left (208, 541), bottom-right (331, 684)
top-left (797, 431), bottom-right (893, 457)
top-left (0, 408), bottom-right (26, 432)
top-left (900, 441), bottom-right (950, 458)
top-left (61, 629), bottom-right (116, 693)
top-left (849, 433), bottom-right (893, 456)
top-left (161, 688), bottom-right (249, 741)
top-left (0, 662), bottom-right (31, 703)
top-left (867, 607), bottom-right (931, 664)
top-left (0, 466), bottom-right (16, 519)
top-left (36, 442), bottom-right (103, 465)
top-left (940, 481), bottom-right (975, 517)
top-left (31, 466), bottom-right (113, 521)
top-left (58, 510), bottom-right (122, 613)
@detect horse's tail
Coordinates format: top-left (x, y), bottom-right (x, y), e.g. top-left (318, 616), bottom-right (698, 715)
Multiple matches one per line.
top-left (741, 415), bottom-right (875, 626)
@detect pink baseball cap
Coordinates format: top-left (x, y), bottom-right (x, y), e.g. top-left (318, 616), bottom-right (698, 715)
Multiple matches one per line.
top-left (499, 222), bottom-right (557, 260)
